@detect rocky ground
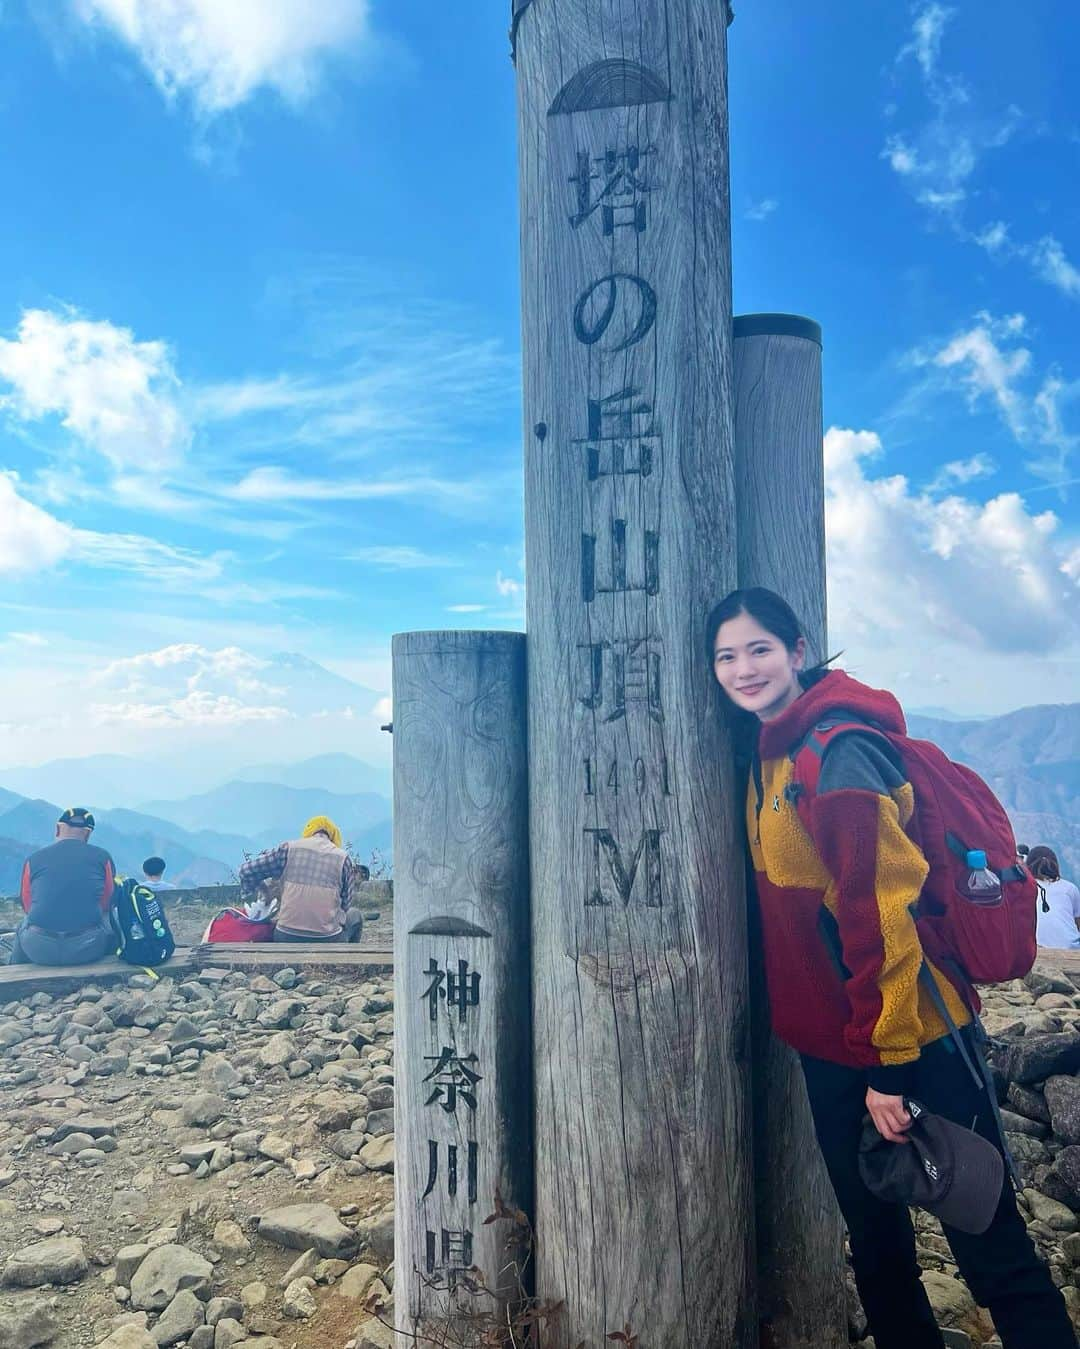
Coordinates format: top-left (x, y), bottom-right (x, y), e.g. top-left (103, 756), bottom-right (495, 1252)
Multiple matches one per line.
top-left (8, 949), bottom-right (1080, 1348)
top-left (0, 963), bottom-right (396, 1349)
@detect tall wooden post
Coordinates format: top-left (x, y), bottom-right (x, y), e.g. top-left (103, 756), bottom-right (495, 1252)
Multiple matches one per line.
top-left (391, 631), bottom-right (532, 1341)
top-left (514, 4), bottom-right (754, 1346)
top-left (733, 313), bottom-right (847, 1349)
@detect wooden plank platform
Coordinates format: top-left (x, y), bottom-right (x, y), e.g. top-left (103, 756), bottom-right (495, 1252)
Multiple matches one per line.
top-left (0, 942), bottom-right (393, 999)
top-left (0, 950), bottom-right (199, 999)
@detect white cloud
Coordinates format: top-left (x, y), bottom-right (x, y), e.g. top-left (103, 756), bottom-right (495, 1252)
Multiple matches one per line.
top-left (744, 198), bottom-right (778, 222)
top-left (0, 307), bottom-right (188, 471)
top-left (928, 312), bottom-right (1031, 437)
top-left (973, 220), bottom-right (1010, 255)
top-left (0, 469), bottom-right (233, 591)
top-left (91, 691), bottom-right (288, 727)
top-left (495, 570), bottom-right (523, 599)
top-left (227, 466), bottom-right (488, 509)
top-left (915, 312), bottom-right (1079, 484)
top-left (0, 472), bottom-right (74, 574)
top-left (884, 6), bottom-right (1020, 227)
top-left (348, 546), bottom-right (462, 570)
top-left (446, 604), bottom-right (485, 613)
top-left (899, 3), bottom-right (955, 82)
top-left (825, 426), bottom-right (1080, 656)
top-left (1028, 236), bottom-right (1080, 300)
top-left (925, 452), bottom-right (996, 493)
top-left (73, 0), bottom-right (371, 117)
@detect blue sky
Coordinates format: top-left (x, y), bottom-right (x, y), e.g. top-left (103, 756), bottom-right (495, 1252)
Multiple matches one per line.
top-left (0, 0), bottom-right (1077, 774)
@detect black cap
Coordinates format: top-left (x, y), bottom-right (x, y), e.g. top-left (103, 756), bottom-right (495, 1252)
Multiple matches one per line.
top-left (858, 1098), bottom-right (1003, 1235)
top-left (58, 807), bottom-right (95, 831)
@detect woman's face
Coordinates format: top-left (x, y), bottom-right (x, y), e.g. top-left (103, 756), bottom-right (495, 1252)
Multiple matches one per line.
top-left (712, 611), bottom-right (806, 721)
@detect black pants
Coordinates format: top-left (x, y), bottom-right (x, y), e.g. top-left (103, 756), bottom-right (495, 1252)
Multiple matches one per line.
top-left (801, 1034), bottom-right (1076, 1349)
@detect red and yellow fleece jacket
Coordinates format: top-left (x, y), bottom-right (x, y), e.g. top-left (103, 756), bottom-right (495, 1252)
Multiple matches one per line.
top-left (748, 670), bottom-right (970, 1095)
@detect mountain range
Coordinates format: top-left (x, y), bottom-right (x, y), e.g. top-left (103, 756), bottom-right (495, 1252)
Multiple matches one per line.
top-left (1, 700), bottom-right (1076, 897)
top-left (0, 753), bottom-right (392, 894)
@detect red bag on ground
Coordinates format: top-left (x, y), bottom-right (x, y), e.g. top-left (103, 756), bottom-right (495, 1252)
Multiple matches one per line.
top-left (202, 908), bottom-right (275, 943)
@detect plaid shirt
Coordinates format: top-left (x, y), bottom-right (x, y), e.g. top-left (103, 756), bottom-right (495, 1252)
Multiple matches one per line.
top-left (238, 841), bottom-right (362, 908)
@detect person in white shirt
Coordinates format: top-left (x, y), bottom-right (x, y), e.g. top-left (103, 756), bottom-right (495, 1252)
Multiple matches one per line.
top-left (141, 856), bottom-right (177, 893)
top-left (1029, 846), bottom-right (1080, 950)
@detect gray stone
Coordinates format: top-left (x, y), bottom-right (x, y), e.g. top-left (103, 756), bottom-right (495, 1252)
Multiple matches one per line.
top-left (353, 1317), bottom-right (394, 1349)
top-left (116, 1245), bottom-right (151, 1287)
top-left (189, 1329), bottom-right (215, 1349)
top-left (152, 1290), bottom-right (205, 1346)
top-left (1, 1236), bottom-right (88, 1287)
top-left (179, 1093), bottom-right (226, 1127)
top-left (213, 1320), bottom-right (246, 1349)
top-left (328, 1131), bottom-right (365, 1160)
top-left (357, 1135), bottom-right (394, 1174)
top-left (1045, 1076), bottom-right (1080, 1145)
top-left (363, 1108), bottom-right (394, 1138)
top-left (337, 1263), bottom-right (380, 1301)
top-left (1026, 963), bottom-right (1077, 998)
top-left (258, 1203), bottom-right (357, 1258)
top-left (258, 1033), bottom-right (297, 1069)
top-left (996, 1031), bottom-right (1080, 1085)
top-left (96, 1328), bottom-right (158, 1349)
top-left (130, 1244), bottom-right (213, 1311)
top-left (257, 1134), bottom-right (294, 1163)
top-left (364, 1084), bottom-right (394, 1111)
top-left (0, 1299), bottom-right (58, 1348)
top-left (273, 969), bottom-right (298, 989)
top-left (356, 1211), bottom-right (395, 1268)
top-left (212, 1220), bottom-right (249, 1255)
top-left (279, 1249), bottom-right (318, 1288)
top-left (283, 1276), bottom-right (317, 1319)
top-left (204, 1297), bottom-right (244, 1327)
top-left (999, 1108), bottom-right (1048, 1139)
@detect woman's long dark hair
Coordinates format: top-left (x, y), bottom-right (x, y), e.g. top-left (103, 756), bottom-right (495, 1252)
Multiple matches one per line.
top-left (705, 587), bottom-right (837, 762)
top-left (1027, 846), bottom-right (1061, 882)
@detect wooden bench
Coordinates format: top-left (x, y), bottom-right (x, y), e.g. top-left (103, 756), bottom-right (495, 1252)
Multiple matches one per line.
top-left (0, 942), bottom-right (393, 999)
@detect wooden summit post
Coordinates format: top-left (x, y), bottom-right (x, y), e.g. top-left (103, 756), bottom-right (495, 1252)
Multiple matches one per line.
top-left (391, 631), bottom-right (532, 1341)
top-left (733, 313), bottom-right (847, 1349)
top-left (513, 3), bottom-right (755, 1346)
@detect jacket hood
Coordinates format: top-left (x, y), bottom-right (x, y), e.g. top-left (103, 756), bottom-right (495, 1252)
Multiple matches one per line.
top-left (757, 669), bottom-right (907, 760)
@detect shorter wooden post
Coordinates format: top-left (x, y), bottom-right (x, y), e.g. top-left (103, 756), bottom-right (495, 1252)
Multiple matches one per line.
top-left (392, 631), bottom-right (532, 1343)
top-left (733, 313), bottom-right (847, 1349)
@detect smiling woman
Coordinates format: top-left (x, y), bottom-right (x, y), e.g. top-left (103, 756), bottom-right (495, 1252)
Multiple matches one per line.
top-left (707, 584), bottom-right (1076, 1349)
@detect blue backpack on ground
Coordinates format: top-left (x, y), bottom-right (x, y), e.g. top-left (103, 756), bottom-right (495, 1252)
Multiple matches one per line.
top-left (110, 877), bottom-right (175, 966)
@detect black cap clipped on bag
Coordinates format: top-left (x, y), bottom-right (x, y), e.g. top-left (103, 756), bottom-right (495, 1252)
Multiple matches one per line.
top-left (857, 1098), bottom-right (1004, 1236)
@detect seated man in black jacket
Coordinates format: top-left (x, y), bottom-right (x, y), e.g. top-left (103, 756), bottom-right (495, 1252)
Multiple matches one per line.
top-left (11, 807), bottom-right (116, 966)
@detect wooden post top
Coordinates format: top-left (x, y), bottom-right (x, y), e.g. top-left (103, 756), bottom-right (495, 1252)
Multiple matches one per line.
top-left (734, 313), bottom-right (823, 345)
top-left (511, 0), bottom-right (734, 62)
top-left (392, 630), bottom-right (525, 656)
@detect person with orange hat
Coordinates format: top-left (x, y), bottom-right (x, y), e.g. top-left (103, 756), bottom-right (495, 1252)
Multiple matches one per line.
top-left (237, 815), bottom-right (368, 943)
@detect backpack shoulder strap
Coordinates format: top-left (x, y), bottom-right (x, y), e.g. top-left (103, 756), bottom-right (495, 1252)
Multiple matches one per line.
top-left (789, 712), bottom-right (887, 797)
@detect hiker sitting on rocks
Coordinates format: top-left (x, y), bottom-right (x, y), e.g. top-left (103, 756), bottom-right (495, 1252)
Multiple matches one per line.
top-left (10, 807), bottom-right (117, 966)
top-left (238, 815), bottom-right (366, 944)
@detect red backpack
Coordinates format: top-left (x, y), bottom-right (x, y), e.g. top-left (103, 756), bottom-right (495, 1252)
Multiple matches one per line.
top-left (789, 715), bottom-right (1038, 988)
top-left (202, 908), bottom-right (275, 944)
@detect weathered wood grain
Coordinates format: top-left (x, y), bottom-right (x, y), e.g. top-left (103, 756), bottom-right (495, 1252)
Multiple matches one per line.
top-left (391, 631), bottom-right (532, 1342)
top-left (733, 314), bottom-right (847, 1349)
top-left (515, 4), bottom-right (754, 1344)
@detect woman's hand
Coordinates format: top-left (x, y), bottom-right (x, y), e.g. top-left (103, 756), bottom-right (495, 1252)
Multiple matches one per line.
top-left (866, 1087), bottom-right (911, 1144)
